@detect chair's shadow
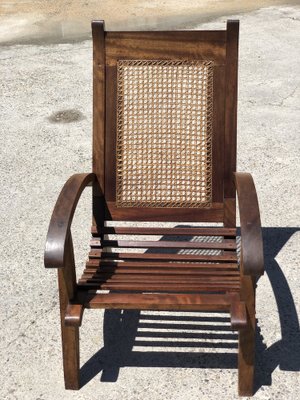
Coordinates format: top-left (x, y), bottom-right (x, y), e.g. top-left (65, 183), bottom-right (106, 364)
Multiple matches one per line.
top-left (80, 227), bottom-right (300, 392)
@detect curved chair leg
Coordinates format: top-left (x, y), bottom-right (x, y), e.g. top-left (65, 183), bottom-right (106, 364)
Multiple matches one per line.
top-left (238, 275), bottom-right (256, 396)
top-left (62, 325), bottom-right (80, 390)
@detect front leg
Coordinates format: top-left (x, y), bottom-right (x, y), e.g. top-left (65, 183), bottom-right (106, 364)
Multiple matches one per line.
top-left (238, 274), bottom-right (256, 396)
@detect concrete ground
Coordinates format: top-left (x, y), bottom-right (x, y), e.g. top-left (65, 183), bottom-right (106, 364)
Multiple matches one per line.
top-left (0, 2), bottom-right (299, 400)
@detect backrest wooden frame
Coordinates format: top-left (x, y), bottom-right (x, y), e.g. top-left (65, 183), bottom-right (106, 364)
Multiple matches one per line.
top-left (92, 20), bottom-right (239, 224)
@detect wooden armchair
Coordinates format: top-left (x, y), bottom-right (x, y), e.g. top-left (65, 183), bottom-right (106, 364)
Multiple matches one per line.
top-left (45, 20), bottom-right (264, 396)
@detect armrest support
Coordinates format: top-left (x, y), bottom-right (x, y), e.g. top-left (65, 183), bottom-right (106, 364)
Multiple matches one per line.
top-left (234, 172), bottom-right (264, 276)
top-left (44, 173), bottom-right (96, 269)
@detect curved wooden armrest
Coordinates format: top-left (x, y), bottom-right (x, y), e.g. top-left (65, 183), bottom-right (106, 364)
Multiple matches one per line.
top-left (234, 172), bottom-right (264, 276)
top-left (44, 173), bottom-right (96, 269)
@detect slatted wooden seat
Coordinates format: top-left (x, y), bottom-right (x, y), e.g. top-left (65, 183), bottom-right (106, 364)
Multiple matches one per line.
top-left (79, 225), bottom-right (239, 293)
top-left (45, 20), bottom-right (264, 396)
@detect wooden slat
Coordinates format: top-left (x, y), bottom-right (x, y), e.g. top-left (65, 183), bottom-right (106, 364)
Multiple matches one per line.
top-left (83, 267), bottom-right (239, 276)
top-left (83, 277), bottom-right (240, 285)
top-left (77, 292), bottom-right (233, 311)
top-left (94, 239), bottom-right (237, 250)
top-left (88, 251), bottom-right (238, 262)
top-left (86, 260), bottom-right (238, 269)
top-left (92, 226), bottom-right (237, 236)
top-left (78, 281), bottom-right (240, 291)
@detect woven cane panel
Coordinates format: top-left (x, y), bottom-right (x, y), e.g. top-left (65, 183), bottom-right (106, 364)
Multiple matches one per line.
top-left (116, 60), bottom-right (213, 208)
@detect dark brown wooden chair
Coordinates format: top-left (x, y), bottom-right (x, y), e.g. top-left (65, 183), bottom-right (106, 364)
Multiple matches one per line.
top-left (45, 19), bottom-right (264, 396)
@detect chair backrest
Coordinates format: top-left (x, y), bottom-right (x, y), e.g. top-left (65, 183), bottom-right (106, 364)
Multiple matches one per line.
top-left (92, 20), bottom-right (239, 225)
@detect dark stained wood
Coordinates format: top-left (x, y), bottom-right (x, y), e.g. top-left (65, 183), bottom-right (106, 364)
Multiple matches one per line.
top-left (80, 274), bottom-right (240, 282)
top-left (44, 173), bottom-right (95, 269)
top-left (44, 19), bottom-right (265, 396)
top-left (92, 21), bottom-right (106, 230)
top-left (77, 292), bottom-right (236, 311)
top-left (84, 269), bottom-right (239, 277)
top-left (105, 31), bottom-right (227, 66)
top-left (78, 282), bottom-right (240, 291)
top-left (104, 65), bottom-right (117, 202)
top-left (230, 294), bottom-right (247, 330)
top-left (234, 172), bottom-right (264, 276)
top-left (238, 275), bottom-right (256, 396)
top-left (97, 239), bottom-right (236, 250)
top-left (224, 197), bottom-right (236, 227)
top-left (92, 226), bottom-right (237, 236)
top-left (212, 65), bottom-right (225, 202)
top-left (65, 304), bottom-right (84, 327)
top-left (224, 20), bottom-right (239, 200)
top-left (105, 202), bottom-right (224, 222)
top-left (85, 260), bottom-right (239, 270)
top-left (58, 266), bottom-right (79, 390)
top-left (92, 21), bottom-right (105, 194)
top-left (61, 234), bottom-right (77, 301)
top-left (61, 325), bottom-right (80, 390)
top-left (107, 30), bottom-right (227, 42)
top-left (88, 250), bottom-right (238, 262)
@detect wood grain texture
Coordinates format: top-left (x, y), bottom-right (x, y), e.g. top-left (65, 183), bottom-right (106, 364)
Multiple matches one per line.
top-left (65, 304), bottom-right (84, 327)
top-left (224, 20), bottom-right (239, 200)
top-left (92, 21), bottom-right (105, 193)
top-left (92, 226), bottom-right (237, 236)
top-left (96, 239), bottom-right (236, 250)
top-left (77, 292), bottom-right (234, 311)
top-left (230, 294), bottom-right (247, 330)
top-left (234, 172), bottom-right (264, 276)
top-left (212, 65), bottom-right (225, 202)
top-left (105, 202), bottom-right (224, 222)
top-left (238, 275), bottom-right (256, 396)
top-left (105, 31), bottom-right (226, 66)
top-left (44, 173), bottom-right (95, 269)
top-left (44, 20), bottom-right (266, 396)
top-left (85, 260), bottom-right (238, 270)
top-left (88, 250), bottom-right (238, 262)
top-left (58, 267), bottom-right (80, 390)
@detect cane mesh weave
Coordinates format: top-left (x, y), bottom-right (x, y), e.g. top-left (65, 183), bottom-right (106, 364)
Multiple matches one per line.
top-left (116, 60), bottom-right (213, 208)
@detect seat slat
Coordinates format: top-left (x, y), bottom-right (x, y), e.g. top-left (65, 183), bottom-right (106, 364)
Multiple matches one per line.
top-left (93, 239), bottom-right (237, 250)
top-left (86, 260), bottom-right (238, 270)
top-left (80, 273), bottom-right (240, 282)
top-left (84, 266), bottom-right (240, 276)
top-left (88, 251), bottom-right (238, 262)
top-left (77, 281), bottom-right (240, 291)
top-left (92, 226), bottom-right (237, 236)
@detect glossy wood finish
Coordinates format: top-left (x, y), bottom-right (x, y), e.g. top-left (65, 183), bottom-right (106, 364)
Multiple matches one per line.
top-left (234, 172), bottom-right (264, 276)
top-left (224, 20), bottom-right (239, 200)
top-left (44, 173), bottom-right (95, 269)
top-left (105, 202), bottom-right (224, 222)
top-left (105, 31), bottom-right (226, 66)
top-left (65, 304), bottom-right (84, 327)
top-left (238, 275), bottom-right (256, 396)
top-left (92, 226), bottom-right (237, 236)
top-left (88, 250), bottom-right (238, 262)
top-left (103, 28), bottom-right (228, 222)
top-left (44, 20), bottom-right (265, 396)
top-left (92, 21), bottom-right (105, 193)
top-left (45, 173), bottom-right (96, 390)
